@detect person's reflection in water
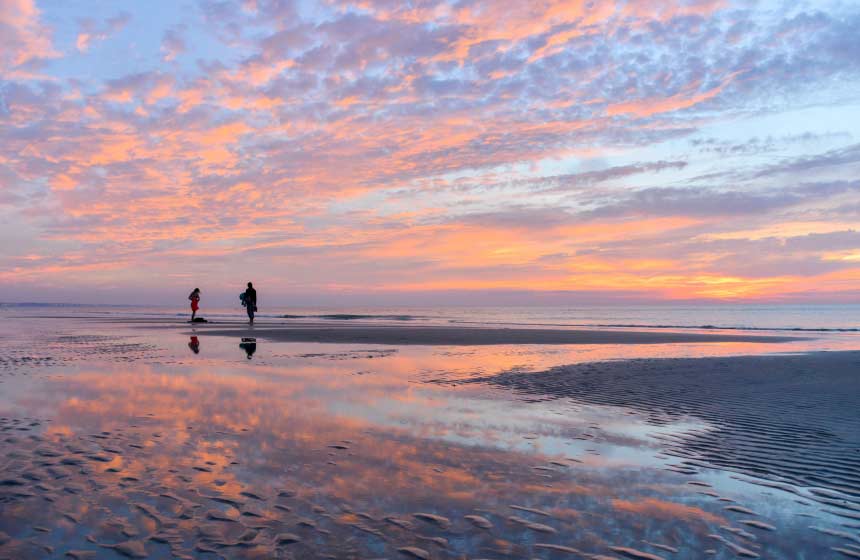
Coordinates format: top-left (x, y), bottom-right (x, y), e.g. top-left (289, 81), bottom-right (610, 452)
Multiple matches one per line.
top-left (239, 338), bottom-right (256, 360)
top-left (188, 336), bottom-right (200, 354)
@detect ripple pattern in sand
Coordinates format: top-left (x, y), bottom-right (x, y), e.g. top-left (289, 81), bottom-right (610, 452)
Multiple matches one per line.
top-left (449, 353), bottom-right (860, 513)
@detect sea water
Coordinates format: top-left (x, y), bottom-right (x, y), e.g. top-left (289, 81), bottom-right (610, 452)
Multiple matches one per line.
top-left (2, 302), bottom-right (858, 331)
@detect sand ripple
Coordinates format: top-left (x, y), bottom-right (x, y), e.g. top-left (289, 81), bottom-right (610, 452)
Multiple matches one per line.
top-left (450, 352), bottom-right (860, 511)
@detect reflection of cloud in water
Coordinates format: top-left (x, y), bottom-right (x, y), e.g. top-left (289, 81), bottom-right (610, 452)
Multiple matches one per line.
top-left (1, 409), bottom-right (731, 558)
top-left (0, 325), bottom-right (856, 558)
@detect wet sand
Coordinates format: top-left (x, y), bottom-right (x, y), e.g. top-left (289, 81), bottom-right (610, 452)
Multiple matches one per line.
top-left (1, 316), bottom-right (859, 559)
top-left (446, 351), bottom-right (860, 511)
top-left (190, 323), bottom-right (803, 345)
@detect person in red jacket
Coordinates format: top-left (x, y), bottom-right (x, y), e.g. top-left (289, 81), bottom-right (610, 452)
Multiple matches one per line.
top-left (189, 288), bottom-right (201, 321)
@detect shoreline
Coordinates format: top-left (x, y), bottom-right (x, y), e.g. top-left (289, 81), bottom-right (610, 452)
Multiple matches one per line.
top-left (182, 323), bottom-right (804, 345)
top-left (5, 315), bottom-right (808, 345)
top-left (7, 312), bottom-right (856, 334)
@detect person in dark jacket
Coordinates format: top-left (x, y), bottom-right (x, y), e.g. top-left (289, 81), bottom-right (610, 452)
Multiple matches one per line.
top-left (243, 282), bottom-right (257, 324)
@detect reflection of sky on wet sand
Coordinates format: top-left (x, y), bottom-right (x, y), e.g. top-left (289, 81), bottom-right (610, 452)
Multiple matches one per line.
top-left (1, 319), bottom-right (859, 558)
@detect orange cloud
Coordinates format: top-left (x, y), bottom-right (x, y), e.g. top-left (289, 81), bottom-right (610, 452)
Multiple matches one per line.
top-left (607, 81), bottom-right (730, 118)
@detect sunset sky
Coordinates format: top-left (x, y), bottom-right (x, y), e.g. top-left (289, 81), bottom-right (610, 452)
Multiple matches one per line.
top-left (1, 0), bottom-right (859, 305)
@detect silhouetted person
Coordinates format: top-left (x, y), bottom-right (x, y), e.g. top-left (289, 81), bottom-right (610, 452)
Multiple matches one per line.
top-left (240, 339), bottom-right (256, 359)
top-left (243, 282), bottom-right (257, 324)
top-left (188, 335), bottom-right (200, 354)
top-left (188, 288), bottom-right (201, 321)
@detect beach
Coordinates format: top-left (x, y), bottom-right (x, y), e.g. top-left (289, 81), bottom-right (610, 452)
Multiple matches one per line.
top-left (1, 311), bottom-right (859, 559)
top-left (6, 0), bottom-right (860, 558)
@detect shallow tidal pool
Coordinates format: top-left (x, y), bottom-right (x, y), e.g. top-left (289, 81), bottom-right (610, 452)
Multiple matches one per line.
top-left (0, 317), bottom-right (858, 559)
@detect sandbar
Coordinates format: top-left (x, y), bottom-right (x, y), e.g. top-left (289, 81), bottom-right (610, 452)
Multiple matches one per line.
top-left (189, 324), bottom-right (803, 345)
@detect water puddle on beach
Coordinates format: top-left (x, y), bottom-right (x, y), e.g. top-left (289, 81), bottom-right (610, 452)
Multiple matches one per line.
top-left (1, 319), bottom-right (859, 559)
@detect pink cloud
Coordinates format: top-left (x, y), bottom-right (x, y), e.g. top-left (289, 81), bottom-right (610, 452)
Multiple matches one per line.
top-left (0, 0), bottom-right (58, 76)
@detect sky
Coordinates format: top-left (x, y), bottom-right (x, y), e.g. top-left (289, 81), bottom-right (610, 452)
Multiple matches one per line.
top-left (1, 0), bottom-right (859, 306)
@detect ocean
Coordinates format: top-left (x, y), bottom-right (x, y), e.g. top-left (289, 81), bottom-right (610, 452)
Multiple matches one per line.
top-left (1, 302), bottom-right (857, 332)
